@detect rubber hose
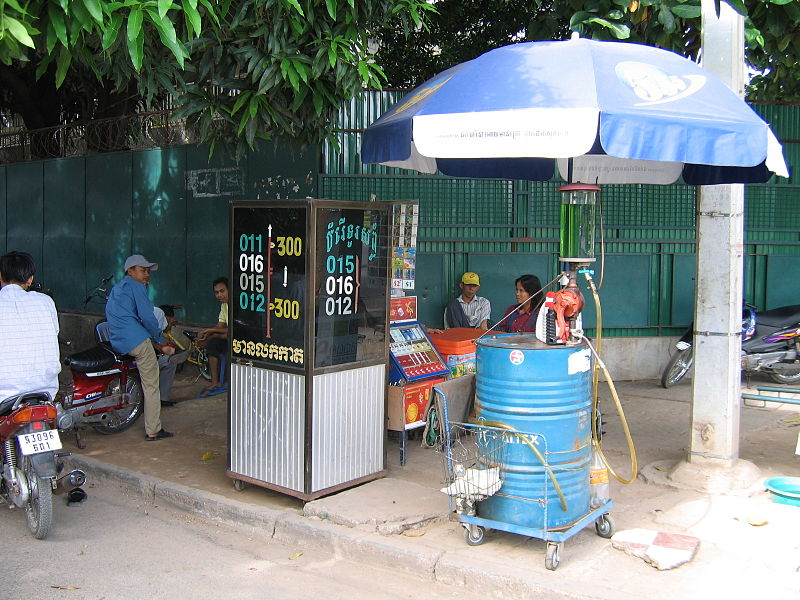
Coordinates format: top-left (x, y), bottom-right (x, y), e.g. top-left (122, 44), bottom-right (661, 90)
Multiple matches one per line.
top-left (579, 275), bottom-right (639, 485)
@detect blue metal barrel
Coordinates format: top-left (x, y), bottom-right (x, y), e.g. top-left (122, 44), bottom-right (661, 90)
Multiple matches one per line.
top-left (475, 334), bottom-right (592, 530)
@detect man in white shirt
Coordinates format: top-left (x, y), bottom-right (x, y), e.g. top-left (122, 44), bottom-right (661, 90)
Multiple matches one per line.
top-left (443, 272), bottom-right (491, 330)
top-left (0, 251), bottom-right (60, 401)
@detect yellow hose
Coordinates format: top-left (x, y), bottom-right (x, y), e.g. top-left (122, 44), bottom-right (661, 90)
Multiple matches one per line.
top-left (583, 271), bottom-right (638, 484)
top-left (471, 419), bottom-right (569, 512)
top-left (586, 272), bottom-right (603, 438)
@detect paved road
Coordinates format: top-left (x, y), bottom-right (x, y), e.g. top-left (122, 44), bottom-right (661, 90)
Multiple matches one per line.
top-left (0, 482), bottom-right (479, 600)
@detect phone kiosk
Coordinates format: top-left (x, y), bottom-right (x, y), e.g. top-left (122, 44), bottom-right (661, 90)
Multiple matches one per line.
top-left (387, 296), bottom-right (449, 464)
top-left (228, 199), bottom-right (390, 500)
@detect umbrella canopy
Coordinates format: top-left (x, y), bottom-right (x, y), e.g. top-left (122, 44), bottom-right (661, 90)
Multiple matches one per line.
top-left (362, 36), bottom-right (788, 185)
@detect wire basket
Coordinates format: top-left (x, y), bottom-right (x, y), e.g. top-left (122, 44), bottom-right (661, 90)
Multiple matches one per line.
top-left (439, 423), bottom-right (509, 503)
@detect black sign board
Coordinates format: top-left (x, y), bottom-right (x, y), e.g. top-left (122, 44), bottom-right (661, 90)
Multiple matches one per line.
top-left (314, 206), bottom-right (388, 368)
top-left (231, 205), bottom-right (307, 368)
top-left (230, 201), bottom-right (388, 371)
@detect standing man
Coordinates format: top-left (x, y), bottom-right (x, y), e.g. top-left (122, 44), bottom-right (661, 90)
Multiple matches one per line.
top-left (0, 252), bottom-right (60, 402)
top-left (197, 277), bottom-right (229, 396)
top-left (105, 254), bottom-right (175, 441)
top-left (443, 272), bottom-right (491, 330)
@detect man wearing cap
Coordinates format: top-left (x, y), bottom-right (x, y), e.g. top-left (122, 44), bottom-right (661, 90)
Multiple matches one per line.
top-left (443, 272), bottom-right (491, 331)
top-left (105, 254), bottom-right (175, 441)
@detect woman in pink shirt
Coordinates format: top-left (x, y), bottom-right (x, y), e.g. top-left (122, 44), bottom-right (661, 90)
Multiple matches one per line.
top-left (500, 274), bottom-right (543, 333)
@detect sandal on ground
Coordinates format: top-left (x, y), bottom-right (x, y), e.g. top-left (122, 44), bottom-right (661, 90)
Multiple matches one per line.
top-left (67, 488), bottom-right (88, 506)
top-left (198, 386), bottom-right (227, 398)
top-left (145, 429), bottom-right (174, 441)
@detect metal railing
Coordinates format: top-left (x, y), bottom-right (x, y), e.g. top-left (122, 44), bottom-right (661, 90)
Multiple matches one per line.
top-left (0, 110), bottom-right (198, 163)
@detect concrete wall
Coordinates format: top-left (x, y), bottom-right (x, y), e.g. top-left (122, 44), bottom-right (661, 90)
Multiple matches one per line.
top-left (596, 336), bottom-right (683, 381)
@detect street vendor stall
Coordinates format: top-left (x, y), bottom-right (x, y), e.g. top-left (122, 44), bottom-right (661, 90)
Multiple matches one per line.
top-left (227, 199), bottom-right (390, 500)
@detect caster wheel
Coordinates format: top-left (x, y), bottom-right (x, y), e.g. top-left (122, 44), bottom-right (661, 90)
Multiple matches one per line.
top-left (545, 542), bottom-right (561, 571)
top-left (233, 479), bottom-right (247, 492)
top-left (464, 525), bottom-right (486, 546)
top-left (595, 514), bottom-right (615, 539)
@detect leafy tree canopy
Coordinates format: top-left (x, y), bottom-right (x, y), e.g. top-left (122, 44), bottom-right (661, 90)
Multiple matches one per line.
top-left (0, 0), bottom-right (796, 159)
top-left (0, 0), bottom-right (435, 156)
top-left (372, 0), bottom-right (800, 102)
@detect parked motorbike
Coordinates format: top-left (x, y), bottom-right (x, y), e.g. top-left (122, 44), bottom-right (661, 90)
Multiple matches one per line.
top-left (661, 304), bottom-right (800, 388)
top-left (0, 391), bottom-right (86, 539)
top-left (59, 322), bottom-right (144, 448)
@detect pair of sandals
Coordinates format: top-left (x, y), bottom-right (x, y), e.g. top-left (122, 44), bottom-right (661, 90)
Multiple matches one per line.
top-left (198, 385), bottom-right (228, 398)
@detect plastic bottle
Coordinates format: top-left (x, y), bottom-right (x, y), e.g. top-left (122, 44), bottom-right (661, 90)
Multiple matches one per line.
top-left (589, 445), bottom-right (609, 508)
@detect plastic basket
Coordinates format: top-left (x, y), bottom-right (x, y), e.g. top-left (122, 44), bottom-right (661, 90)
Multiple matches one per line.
top-left (439, 423), bottom-right (508, 502)
top-left (764, 476), bottom-right (800, 507)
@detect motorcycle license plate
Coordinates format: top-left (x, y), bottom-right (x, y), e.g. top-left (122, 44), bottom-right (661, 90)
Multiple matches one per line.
top-left (18, 429), bottom-right (62, 455)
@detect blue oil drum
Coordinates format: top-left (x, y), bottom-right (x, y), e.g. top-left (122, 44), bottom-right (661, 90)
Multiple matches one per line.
top-left (475, 333), bottom-right (593, 530)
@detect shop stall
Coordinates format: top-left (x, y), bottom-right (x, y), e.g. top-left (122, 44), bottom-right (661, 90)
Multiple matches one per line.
top-left (228, 199), bottom-right (389, 500)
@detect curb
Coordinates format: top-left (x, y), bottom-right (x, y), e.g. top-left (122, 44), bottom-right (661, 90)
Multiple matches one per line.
top-left (67, 453), bottom-right (610, 600)
top-left (67, 455), bottom-right (447, 580)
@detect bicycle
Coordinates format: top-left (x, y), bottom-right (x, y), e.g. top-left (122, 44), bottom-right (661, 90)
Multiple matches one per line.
top-left (83, 275), bottom-right (113, 310)
top-left (159, 304), bottom-right (212, 382)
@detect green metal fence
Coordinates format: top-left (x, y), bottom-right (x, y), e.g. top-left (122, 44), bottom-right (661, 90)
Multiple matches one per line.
top-left (321, 173), bottom-right (800, 334)
top-left (1, 91), bottom-right (798, 335)
top-left (318, 96), bottom-right (800, 335)
top-left (0, 142), bottom-right (319, 323)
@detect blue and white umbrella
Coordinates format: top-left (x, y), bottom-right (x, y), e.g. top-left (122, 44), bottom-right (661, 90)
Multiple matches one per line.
top-left (361, 36), bottom-right (788, 185)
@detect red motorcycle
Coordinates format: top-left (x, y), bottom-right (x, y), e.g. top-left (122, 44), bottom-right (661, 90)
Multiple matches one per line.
top-left (59, 322), bottom-right (144, 448)
top-left (0, 391), bottom-right (86, 539)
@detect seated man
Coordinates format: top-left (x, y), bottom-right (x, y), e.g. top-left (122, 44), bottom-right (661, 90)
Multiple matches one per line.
top-left (0, 251), bottom-right (60, 402)
top-left (105, 254), bottom-right (175, 441)
top-left (197, 277), bottom-right (229, 396)
top-left (154, 306), bottom-right (178, 407)
top-left (443, 272), bottom-right (491, 331)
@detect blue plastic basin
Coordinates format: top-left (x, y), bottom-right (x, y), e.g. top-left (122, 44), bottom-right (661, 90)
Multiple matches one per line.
top-left (764, 477), bottom-right (800, 507)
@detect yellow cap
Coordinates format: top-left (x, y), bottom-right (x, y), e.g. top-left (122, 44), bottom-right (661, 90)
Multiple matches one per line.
top-left (461, 272), bottom-right (480, 285)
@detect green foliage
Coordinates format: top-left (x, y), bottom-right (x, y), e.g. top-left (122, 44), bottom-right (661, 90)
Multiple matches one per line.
top-left (0, 0), bottom-right (435, 157)
top-left (0, 0), bottom-right (796, 157)
top-left (372, 0), bottom-right (800, 102)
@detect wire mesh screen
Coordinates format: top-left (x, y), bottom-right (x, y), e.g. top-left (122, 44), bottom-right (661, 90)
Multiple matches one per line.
top-left (600, 184), bottom-right (696, 228)
top-left (746, 184), bottom-right (800, 231)
top-left (320, 174), bottom-right (514, 232)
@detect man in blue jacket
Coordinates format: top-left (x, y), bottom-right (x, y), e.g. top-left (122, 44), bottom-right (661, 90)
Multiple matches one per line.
top-left (106, 254), bottom-right (175, 441)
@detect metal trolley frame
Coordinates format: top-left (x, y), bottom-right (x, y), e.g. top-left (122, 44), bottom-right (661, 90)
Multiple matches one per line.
top-left (440, 420), bottom-right (614, 571)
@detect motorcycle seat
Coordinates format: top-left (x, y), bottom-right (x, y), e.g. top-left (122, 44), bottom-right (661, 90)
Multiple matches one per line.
top-left (0, 391), bottom-right (51, 417)
top-left (64, 344), bottom-right (132, 373)
top-left (757, 304), bottom-right (800, 328)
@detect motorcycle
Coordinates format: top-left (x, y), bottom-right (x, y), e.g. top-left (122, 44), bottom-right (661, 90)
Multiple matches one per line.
top-left (661, 304), bottom-right (800, 388)
top-left (0, 391), bottom-right (86, 539)
top-left (59, 321), bottom-right (144, 448)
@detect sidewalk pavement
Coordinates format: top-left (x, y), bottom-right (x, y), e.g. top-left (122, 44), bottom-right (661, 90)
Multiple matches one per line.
top-left (63, 373), bottom-right (800, 600)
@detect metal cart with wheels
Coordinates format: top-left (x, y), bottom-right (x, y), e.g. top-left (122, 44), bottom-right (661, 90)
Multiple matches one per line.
top-left (440, 421), bottom-right (614, 571)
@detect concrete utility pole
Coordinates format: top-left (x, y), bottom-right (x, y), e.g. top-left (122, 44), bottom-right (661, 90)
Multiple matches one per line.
top-left (669, 0), bottom-right (760, 491)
